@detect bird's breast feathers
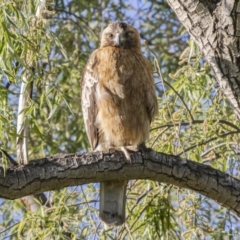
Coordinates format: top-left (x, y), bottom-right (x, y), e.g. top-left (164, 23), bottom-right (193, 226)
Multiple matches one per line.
top-left (92, 47), bottom-right (154, 146)
top-left (95, 46), bottom-right (151, 97)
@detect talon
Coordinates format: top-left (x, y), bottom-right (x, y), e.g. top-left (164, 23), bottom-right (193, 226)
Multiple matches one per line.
top-left (125, 145), bottom-right (138, 152)
top-left (108, 146), bottom-right (131, 162)
top-left (137, 143), bottom-right (150, 152)
top-left (120, 146), bottom-right (131, 162)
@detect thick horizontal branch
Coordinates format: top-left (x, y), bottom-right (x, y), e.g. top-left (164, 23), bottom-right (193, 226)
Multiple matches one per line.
top-left (1, 149), bottom-right (240, 216)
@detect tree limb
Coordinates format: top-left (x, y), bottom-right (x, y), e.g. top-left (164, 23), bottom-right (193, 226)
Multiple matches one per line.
top-left (1, 150), bottom-right (240, 217)
top-left (167, 0), bottom-right (240, 119)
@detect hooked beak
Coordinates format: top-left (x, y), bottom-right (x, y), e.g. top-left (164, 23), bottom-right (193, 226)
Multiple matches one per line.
top-left (114, 33), bottom-right (121, 46)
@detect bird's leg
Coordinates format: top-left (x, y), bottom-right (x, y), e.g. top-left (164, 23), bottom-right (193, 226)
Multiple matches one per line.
top-left (137, 142), bottom-right (151, 152)
top-left (118, 143), bottom-right (151, 161)
top-left (108, 144), bottom-right (147, 162)
top-left (95, 143), bottom-right (131, 161)
top-left (94, 143), bottom-right (107, 152)
top-left (125, 145), bottom-right (138, 152)
top-left (108, 146), bottom-right (131, 162)
top-left (120, 146), bottom-right (131, 161)
top-left (125, 143), bottom-right (150, 152)
top-left (103, 143), bottom-right (149, 162)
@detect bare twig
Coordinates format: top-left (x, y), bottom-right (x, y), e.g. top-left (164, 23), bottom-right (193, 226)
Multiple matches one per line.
top-left (54, 8), bottom-right (99, 40)
top-left (177, 130), bottom-right (240, 156)
top-left (0, 221), bottom-right (20, 235)
top-left (145, 42), bottom-right (188, 157)
top-left (151, 120), bottom-right (240, 132)
top-left (201, 142), bottom-right (240, 158)
top-left (162, 80), bottom-right (194, 122)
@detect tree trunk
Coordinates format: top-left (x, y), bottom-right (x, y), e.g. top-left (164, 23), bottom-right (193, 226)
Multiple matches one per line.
top-left (168, 0), bottom-right (240, 119)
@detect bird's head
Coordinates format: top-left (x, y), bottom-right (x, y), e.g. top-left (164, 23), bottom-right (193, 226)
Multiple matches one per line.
top-left (100, 21), bottom-right (141, 50)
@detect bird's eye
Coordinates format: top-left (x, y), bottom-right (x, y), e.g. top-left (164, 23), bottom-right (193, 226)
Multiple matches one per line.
top-left (107, 33), bottom-right (114, 38)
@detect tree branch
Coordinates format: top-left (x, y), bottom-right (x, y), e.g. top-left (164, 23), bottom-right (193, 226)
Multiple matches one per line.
top-left (167, 0), bottom-right (240, 120)
top-left (177, 129), bottom-right (240, 155)
top-left (151, 119), bottom-right (240, 132)
top-left (1, 150), bottom-right (240, 217)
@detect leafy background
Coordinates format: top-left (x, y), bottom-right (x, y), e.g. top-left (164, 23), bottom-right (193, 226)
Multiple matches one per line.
top-left (0, 0), bottom-right (240, 239)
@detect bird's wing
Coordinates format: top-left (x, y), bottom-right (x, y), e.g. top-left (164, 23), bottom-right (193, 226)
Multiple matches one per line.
top-left (142, 56), bottom-right (159, 122)
top-left (81, 50), bottom-right (99, 150)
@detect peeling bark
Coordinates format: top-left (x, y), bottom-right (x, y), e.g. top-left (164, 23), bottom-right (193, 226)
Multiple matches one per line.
top-left (168, 0), bottom-right (240, 119)
top-left (1, 150), bottom-right (240, 216)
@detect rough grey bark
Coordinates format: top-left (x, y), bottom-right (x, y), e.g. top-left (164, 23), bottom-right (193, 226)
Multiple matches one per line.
top-left (1, 150), bottom-right (240, 216)
top-left (167, 0), bottom-right (240, 119)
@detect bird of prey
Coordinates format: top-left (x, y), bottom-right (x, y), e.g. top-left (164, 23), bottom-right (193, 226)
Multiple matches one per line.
top-left (81, 21), bottom-right (158, 226)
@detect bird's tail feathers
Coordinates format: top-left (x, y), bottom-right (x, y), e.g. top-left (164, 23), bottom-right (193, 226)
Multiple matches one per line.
top-left (100, 180), bottom-right (127, 226)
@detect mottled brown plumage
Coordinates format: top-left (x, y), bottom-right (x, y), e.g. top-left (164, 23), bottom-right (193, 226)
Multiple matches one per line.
top-left (81, 21), bottom-right (158, 226)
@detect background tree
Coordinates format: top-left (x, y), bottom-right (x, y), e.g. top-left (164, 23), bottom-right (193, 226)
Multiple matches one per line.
top-left (0, 0), bottom-right (240, 239)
